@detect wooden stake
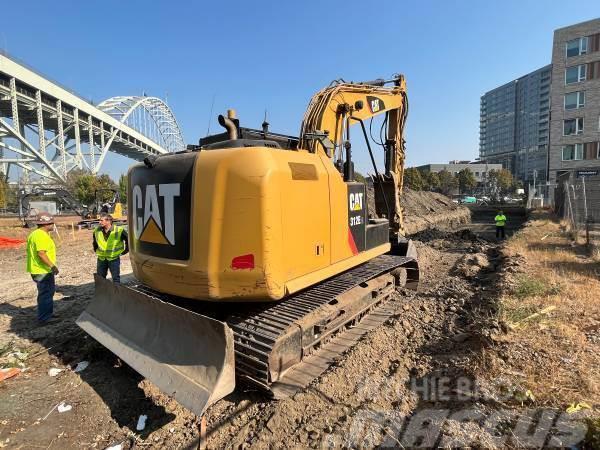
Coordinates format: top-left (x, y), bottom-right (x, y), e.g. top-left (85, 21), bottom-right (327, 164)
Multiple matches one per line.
top-left (197, 415), bottom-right (207, 450)
top-left (53, 223), bottom-right (61, 241)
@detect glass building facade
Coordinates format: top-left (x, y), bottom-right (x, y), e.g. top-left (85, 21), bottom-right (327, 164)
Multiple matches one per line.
top-left (479, 65), bottom-right (552, 183)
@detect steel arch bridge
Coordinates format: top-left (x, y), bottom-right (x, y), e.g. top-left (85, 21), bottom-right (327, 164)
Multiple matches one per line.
top-left (98, 96), bottom-right (184, 153)
top-left (0, 52), bottom-right (186, 184)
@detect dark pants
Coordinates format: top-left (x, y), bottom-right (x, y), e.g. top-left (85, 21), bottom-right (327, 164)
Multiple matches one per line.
top-left (97, 258), bottom-right (121, 283)
top-left (31, 273), bottom-right (55, 323)
top-left (496, 226), bottom-right (505, 239)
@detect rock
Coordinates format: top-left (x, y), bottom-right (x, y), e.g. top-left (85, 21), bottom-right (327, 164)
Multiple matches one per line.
top-left (309, 430), bottom-right (320, 440)
top-left (422, 315), bottom-right (432, 324)
top-left (266, 414), bottom-right (282, 433)
top-left (452, 333), bottom-right (470, 343)
top-left (472, 254), bottom-right (489, 267)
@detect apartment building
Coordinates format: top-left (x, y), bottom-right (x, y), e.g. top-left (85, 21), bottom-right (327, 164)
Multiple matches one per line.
top-left (548, 18), bottom-right (600, 185)
top-left (479, 65), bottom-right (552, 183)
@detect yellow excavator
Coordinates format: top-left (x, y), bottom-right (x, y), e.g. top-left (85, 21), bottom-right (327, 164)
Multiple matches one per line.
top-left (77, 74), bottom-right (419, 416)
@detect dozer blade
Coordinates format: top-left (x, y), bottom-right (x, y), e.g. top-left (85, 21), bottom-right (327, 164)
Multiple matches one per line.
top-left (76, 275), bottom-right (235, 416)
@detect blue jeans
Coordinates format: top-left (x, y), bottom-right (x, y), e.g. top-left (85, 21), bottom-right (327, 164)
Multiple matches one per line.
top-left (31, 273), bottom-right (55, 323)
top-left (97, 258), bottom-right (121, 283)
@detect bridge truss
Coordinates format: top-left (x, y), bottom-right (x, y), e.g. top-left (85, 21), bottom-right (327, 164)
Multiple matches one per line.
top-left (0, 53), bottom-right (185, 184)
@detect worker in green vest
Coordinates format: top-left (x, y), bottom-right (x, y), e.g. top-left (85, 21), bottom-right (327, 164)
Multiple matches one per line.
top-left (495, 210), bottom-right (507, 239)
top-left (26, 214), bottom-right (59, 324)
top-left (93, 213), bottom-right (128, 283)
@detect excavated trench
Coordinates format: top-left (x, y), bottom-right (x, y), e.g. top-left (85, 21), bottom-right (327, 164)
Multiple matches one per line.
top-left (0, 193), bottom-right (527, 449)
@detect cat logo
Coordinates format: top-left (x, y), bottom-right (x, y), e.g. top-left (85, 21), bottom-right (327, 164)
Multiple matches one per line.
top-left (366, 96), bottom-right (385, 114)
top-left (349, 192), bottom-right (364, 211)
top-left (132, 183), bottom-right (180, 245)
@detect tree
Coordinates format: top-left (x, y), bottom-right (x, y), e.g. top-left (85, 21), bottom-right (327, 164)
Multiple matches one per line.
top-left (423, 171), bottom-right (440, 192)
top-left (0, 172), bottom-right (7, 208)
top-left (403, 168), bottom-right (424, 191)
top-left (488, 169), bottom-right (514, 197)
top-left (118, 174), bottom-right (128, 204)
top-left (65, 169), bottom-right (117, 206)
top-left (437, 170), bottom-right (458, 196)
top-left (73, 173), bottom-right (98, 205)
top-left (96, 174), bottom-right (118, 202)
top-left (457, 168), bottom-right (477, 194)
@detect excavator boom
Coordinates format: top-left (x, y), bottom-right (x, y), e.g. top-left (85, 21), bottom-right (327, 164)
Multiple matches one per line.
top-left (300, 76), bottom-right (408, 235)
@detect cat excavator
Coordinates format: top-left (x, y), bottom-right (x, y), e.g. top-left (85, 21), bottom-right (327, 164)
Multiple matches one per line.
top-left (77, 74), bottom-right (419, 416)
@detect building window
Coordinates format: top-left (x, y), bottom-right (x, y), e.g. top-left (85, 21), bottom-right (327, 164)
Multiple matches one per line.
top-left (566, 37), bottom-right (588, 57)
top-left (565, 65), bottom-right (587, 84)
top-left (562, 144), bottom-right (583, 161)
top-left (564, 91), bottom-right (585, 110)
top-left (563, 118), bottom-right (584, 135)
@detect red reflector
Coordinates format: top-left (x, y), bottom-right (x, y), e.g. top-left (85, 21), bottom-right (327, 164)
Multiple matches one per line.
top-left (231, 254), bottom-right (255, 270)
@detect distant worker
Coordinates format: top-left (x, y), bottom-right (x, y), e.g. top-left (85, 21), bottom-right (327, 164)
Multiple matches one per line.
top-left (26, 214), bottom-right (59, 324)
top-left (495, 210), bottom-right (507, 240)
top-left (93, 213), bottom-right (128, 283)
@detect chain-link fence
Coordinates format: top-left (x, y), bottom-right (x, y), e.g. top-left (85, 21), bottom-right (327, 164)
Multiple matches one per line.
top-left (555, 178), bottom-right (600, 249)
top-left (526, 183), bottom-right (553, 209)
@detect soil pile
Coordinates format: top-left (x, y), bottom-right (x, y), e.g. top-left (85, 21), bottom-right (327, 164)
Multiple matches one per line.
top-left (402, 189), bottom-right (471, 235)
top-left (367, 186), bottom-right (471, 235)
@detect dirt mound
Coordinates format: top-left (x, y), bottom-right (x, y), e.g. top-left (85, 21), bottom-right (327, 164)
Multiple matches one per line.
top-left (367, 187), bottom-right (471, 235)
top-left (402, 189), bottom-right (471, 235)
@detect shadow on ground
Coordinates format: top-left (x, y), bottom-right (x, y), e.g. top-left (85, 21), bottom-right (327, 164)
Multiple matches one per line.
top-left (0, 276), bottom-right (175, 438)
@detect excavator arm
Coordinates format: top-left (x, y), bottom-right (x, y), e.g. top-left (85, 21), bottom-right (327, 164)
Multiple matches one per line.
top-left (299, 75), bottom-right (409, 236)
top-left (20, 188), bottom-right (88, 218)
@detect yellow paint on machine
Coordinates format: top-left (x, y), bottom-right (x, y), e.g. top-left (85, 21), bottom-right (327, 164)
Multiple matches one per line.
top-left (139, 217), bottom-right (169, 245)
top-left (129, 146), bottom-right (390, 302)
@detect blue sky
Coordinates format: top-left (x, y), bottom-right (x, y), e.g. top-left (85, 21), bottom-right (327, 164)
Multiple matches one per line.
top-left (2, 1), bottom-right (599, 178)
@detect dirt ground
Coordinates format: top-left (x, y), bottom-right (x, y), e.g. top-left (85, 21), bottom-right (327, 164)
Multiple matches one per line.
top-left (0, 207), bottom-right (597, 449)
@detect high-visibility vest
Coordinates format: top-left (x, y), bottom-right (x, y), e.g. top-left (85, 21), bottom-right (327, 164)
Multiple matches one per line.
top-left (95, 225), bottom-right (125, 261)
top-left (495, 214), bottom-right (507, 227)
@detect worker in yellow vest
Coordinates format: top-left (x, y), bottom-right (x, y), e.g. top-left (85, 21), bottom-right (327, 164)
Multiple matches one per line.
top-left (26, 214), bottom-right (59, 324)
top-left (93, 213), bottom-right (128, 283)
top-left (495, 210), bottom-right (507, 240)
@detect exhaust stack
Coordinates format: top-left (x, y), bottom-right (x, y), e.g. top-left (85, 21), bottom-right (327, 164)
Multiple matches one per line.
top-left (218, 109), bottom-right (238, 140)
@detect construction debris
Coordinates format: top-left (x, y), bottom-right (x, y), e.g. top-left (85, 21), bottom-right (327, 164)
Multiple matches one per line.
top-left (136, 415), bottom-right (147, 431)
top-left (73, 361), bottom-right (89, 373)
top-left (48, 368), bottom-right (63, 377)
top-left (57, 402), bottom-right (72, 413)
top-left (0, 367), bottom-right (21, 382)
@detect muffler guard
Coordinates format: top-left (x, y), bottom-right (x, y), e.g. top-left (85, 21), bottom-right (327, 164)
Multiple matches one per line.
top-left (77, 275), bottom-right (235, 416)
